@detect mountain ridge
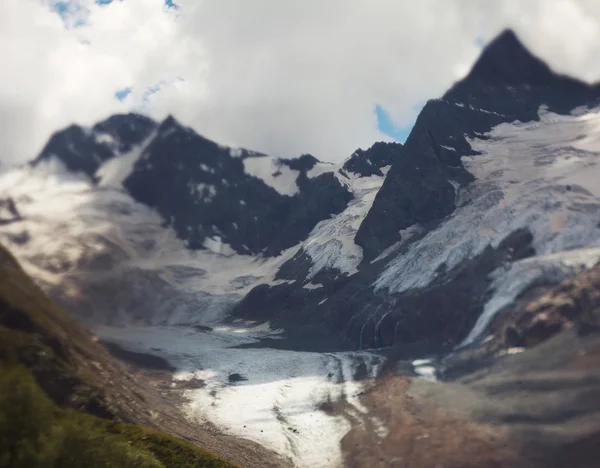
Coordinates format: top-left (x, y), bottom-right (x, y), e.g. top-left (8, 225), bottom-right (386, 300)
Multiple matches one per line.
top-left (2, 29), bottom-right (600, 355)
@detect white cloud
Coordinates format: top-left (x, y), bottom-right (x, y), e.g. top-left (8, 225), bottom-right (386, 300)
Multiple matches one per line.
top-left (2, 0), bottom-right (600, 168)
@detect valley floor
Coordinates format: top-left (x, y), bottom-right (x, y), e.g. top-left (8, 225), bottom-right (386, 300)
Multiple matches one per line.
top-left (96, 324), bottom-right (600, 468)
top-left (95, 324), bottom-right (385, 468)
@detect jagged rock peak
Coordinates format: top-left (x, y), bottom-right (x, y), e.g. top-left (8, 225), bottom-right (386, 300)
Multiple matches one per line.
top-left (342, 141), bottom-right (403, 177)
top-left (460, 29), bottom-right (555, 86)
top-left (33, 113), bottom-right (157, 177)
top-left (279, 154), bottom-right (320, 172)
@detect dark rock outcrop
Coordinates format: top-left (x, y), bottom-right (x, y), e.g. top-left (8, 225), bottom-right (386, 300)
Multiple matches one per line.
top-left (33, 113), bottom-right (156, 178)
top-left (234, 228), bottom-right (535, 351)
top-left (342, 142), bottom-right (403, 177)
top-left (123, 116), bottom-right (352, 256)
top-left (502, 263), bottom-right (600, 348)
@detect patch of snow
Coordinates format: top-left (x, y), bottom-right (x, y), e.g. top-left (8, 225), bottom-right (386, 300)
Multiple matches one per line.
top-left (95, 325), bottom-right (383, 468)
top-left (468, 105), bottom-right (504, 116)
top-left (267, 279), bottom-right (296, 287)
top-left (303, 282), bottom-right (323, 290)
top-left (94, 133), bottom-right (114, 145)
top-left (202, 236), bottom-right (236, 257)
top-left (195, 183), bottom-right (217, 203)
top-left (229, 147), bottom-right (243, 158)
top-left (97, 131), bottom-right (157, 187)
top-left (372, 416), bottom-right (389, 438)
top-left (412, 359), bottom-right (437, 382)
top-left (160, 126), bottom-right (177, 139)
top-left (199, 163), bottom-right (215, 174)
top-left (243, 155), bottom-right (300, 196)
top-left (380, 165), bottom-right (391, 175)
top-left (307, 161), bottom-right (337, 179)
top-left (497, 347), bottom-right (526, 356)
top-left (302, 171), bottom-right (387, 280)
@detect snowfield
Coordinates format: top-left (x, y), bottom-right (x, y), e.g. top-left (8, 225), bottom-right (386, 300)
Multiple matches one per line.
top-left (243, 154), bottom-right (301, 196)
top-left (302, 166), bottom-right (389, 280)
top-left (95, 325), bottom-right (384, 468)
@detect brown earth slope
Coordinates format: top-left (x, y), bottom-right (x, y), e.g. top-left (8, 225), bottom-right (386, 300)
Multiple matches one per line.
top-left (341, 264), bottom-right (600, 468)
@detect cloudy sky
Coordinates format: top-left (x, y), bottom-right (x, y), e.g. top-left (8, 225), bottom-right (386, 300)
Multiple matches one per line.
top-left (2, 0), bottom-right (600, 167)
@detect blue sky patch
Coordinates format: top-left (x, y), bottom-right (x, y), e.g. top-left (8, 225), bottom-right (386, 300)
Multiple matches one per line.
top-left (94, 0), bottom-right (179, 7)
top-left (115, 87), bottom-right (132, 102)
top-left (50, 1), bottom-right (87, 27)
top-left (51, 0), bottom-right (179, 27)
top-left (375, 104), bottom-right (421, 143)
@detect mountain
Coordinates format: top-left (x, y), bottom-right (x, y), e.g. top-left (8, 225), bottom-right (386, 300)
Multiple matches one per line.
top-left (34, 115), bottom-right (353, 257)
top-left (1, 28), bottom-right (600, 355)
top-left (1, 28), bottom-right (600, 467)
top-left (232, 29), bottom-right (600, 351)
top-left (356, 29), bottom-right (600, 261)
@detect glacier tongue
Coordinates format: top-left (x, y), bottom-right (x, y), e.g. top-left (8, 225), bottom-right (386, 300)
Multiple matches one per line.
top-left (303, 168), bottom-right (389, 280)
top-left (96, 324), bottom-right (384, 468)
